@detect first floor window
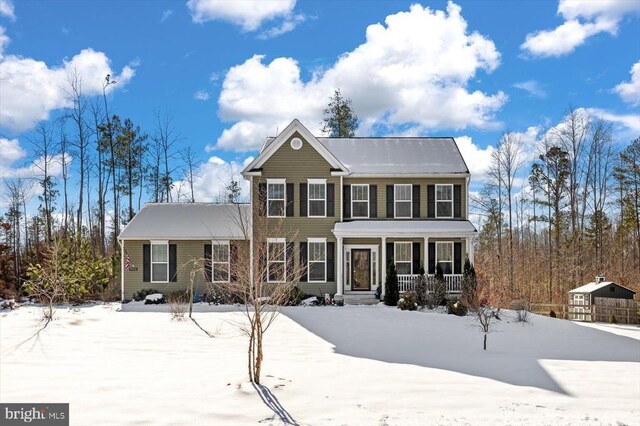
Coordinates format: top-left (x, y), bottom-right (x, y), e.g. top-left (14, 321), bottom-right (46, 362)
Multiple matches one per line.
top-left (436, 184), bottom-right (453, 218)
top-left (436, 242), bottom-right (453, 275)
top-left (212, 242), bottom-right (230, 283)
top-left (151, 242), bottom-right (168, 282)
top-left (267, 180), bottom-right (285, 217)
top-left (267, 239), bottom-right (286, 282)
top-left (308, 180), bottom-right (326, 217)
top-left (395, 184), bottom-right (412, 218)
top-left (308, 239), bottom-right (326, 282)
top-left (352, 184), bottom-right (369, 218)
top-left (394, 242), bottom-right (412, 275)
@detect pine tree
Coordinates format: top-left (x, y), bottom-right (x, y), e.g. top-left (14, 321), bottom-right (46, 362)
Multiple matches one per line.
top-left (321, 89), bottom-right (358, 137)
top-left (384, 261), bottom-right (399, 306)
top-left (462, 256), bottom-right (477, 299)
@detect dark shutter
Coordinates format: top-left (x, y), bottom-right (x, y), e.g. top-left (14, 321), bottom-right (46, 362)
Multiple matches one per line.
top-left (143, 244), bottom-right (150, 282)
top-left (427, 185), bottom-right (435, 218)
top-left (369, 185), bottom-right (377, 218)
top-left (299, 183), bottom-right (308, 217)
top-left (386, 185), bottom-right (394, 218)
top-left (412, 242), bottom-right (420, 274)
top-left (286, 242), bottom-right (294, 281)
top-left (412, 185), bottom-right (420, 218)
top-left (230, 243), bottom-right (238, 282)
top-left (169, 244), bottom-right (177, 282)
top-left (454, 242), bottom-right (462, 274)
top-left (204, 244), bottom-right (212, 282)
top-left (299, 242), bottom-right (308, 282)
top-left (286, 183), bottom-right (294, 217)
top-left (258, 183), bottom-right (267, 216)
top-left (386, 241), bottom-right (394, 269)
top-left (327, 183), bottom-right (335, 217)
top-left (343, 185), bottom-right (351, 219)
top-left (327, 242), bottom-right (335, 282)
top-left (454, 185), bottom-right (462, 218)
top-left (259, 242), bottom-right (267, 283)
top-left (428, 242), bottom-right (436, 274)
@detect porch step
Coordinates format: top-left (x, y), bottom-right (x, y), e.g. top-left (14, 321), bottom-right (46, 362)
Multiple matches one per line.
top-left (342, 295), bottom-right (379, 306)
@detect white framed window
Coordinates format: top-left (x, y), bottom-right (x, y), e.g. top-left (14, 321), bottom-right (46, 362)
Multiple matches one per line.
top-left (267, 238), bottom-right (286, 283)
top-left (436, 184), bottom-right (453, 218)
top-left (351, 184), bottom-right (369, 218)
top-left (435, 241), bottom-right (453, 275)
top-left (394, 184), bottom-right (412, 218)
top-left (212, 241), bottom-right (230, 283)
top-left (308, 238), bottom-right (327, 282)
top-left (151, 240), bottom-right (169, 283)
top-left (267, 179), bottom-right (286, 217)
top-left (394, 242), bottom-right (412, 275)
top-left (308, 179), bottom-right (326, 217)
top-left (572, 293), bottom-right (585, 306)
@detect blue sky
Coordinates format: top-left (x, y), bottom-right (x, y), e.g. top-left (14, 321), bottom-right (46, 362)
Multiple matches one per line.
top-left (0, 0), bottom-right (639, 203)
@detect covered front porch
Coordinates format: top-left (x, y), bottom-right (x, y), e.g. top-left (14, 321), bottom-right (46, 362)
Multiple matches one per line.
top-left (332, 220), bottom-right (476, 301)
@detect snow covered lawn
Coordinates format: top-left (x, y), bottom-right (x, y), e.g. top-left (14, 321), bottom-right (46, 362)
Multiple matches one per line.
top-left (1, 303), bottom-right (639, 425)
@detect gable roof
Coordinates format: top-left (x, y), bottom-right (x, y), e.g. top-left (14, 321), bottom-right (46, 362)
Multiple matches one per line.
top-left (243, 120), bottom-right (469, 177)
top-left (569, 281), bottom-right (636, 294)
top-left (118, 203), bottom-right (250, 240)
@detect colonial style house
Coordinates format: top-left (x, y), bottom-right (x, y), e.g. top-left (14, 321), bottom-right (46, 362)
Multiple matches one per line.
top-left (118, 119), bottom-right (476, 303)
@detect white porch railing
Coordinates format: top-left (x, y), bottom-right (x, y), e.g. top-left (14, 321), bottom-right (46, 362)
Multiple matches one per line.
top-left (397, 274), bottom-right (464, 294)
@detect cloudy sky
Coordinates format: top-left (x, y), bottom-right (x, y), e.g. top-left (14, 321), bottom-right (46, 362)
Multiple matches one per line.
top-left (0, 0), bottom-right (638, 202)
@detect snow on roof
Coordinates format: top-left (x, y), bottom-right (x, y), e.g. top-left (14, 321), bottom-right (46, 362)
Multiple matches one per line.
top-left (569, 281), bottom-right (636, 294)
top-left (118, 203), bottom-right (250, 240)
top-left (317, 137), bottom-right (469, 175)
top-left (333, 220), bottom-right (477, 237)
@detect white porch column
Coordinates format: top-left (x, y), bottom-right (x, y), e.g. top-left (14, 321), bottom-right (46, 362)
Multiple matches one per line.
top-left (424, 237), bottom-right (429, 274)
top-left (467, 236), bottom-right (474, 265)
top-left (336, 237), bottom-right (343, 295)
top-left (381, 236), bottom-right (386, 297)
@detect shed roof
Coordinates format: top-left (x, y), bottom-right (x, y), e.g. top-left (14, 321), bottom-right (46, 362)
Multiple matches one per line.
top-left (118, 203), bottom-right (250, 240)
top-left (569, 281), bottom-right (636, 294)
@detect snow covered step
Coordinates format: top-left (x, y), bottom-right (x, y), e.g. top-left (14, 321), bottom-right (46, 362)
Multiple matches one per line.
top-left (343, 295), bottom-right (379, 305)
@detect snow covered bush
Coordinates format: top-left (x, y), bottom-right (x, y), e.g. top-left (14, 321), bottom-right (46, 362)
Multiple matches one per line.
top-left (287, 286), bottom-right (306, 306)
top-left (397, 291), bottom-right (418, 311)
top-left (144, 293), bottom-right (165, 305)
top-left (426, 264), bottom-right (446, 308)
top-left (413, 267), bottom-right (428, 309)
top-left (133, 288), bottom-right (160, 302)
top-left (447, 299), bottom-right (468, 316)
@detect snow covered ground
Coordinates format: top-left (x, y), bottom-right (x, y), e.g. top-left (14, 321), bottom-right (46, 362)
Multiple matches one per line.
top-left (1, 303), bottom-right (638, 425)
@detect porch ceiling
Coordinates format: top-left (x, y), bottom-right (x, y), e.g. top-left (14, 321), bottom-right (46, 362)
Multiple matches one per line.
top-left (332, 220), bottom-right (477, 238)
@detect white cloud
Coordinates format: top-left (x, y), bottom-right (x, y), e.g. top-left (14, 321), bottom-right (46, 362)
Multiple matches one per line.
top-left (193, 90), bottom-right (210, 101)
top-left (216, 2), bottom-right (506, 151)
top-left (587, 107), bottom-right (640, 135)
top-left (0, 137), bottom-right (26, 177)
top-left (0, 25), bottom-right (9, 56)
top-left (258, 13), bottom-right (305, 39)
top-left (513, 80), bottom-right (547, 98)
top-left (160, 9), bottom-right (173, 23)
top-left (0, 48), bottom-right (136, 133)
top-left (454, 136), bottom-right (494, 178)
top-left (0, 0), bottom-right (15, 20)
top-left (187, 0), bottom-right (297, 32)
top-left (521, 0), bottom-right (640, 57)
top-left (614, 61), bottom-right (640, 106)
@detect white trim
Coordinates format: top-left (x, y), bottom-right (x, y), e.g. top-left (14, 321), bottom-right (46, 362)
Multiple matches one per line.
top-left (435, 184), bottom-right (454, 218)
top-left (267, 237), bottom-right (286, 243)
top-left (393, 184), bottom-right (412, 219)
top-left (150, 239), bottom-right (168, 245)
top-left (343, 244), bottom-right (379, 292)
top-left (351, 184), bottom-right (370, 219)
top-left (336, 237), bottom-right (343, 295)
top-left (344, 173), bottom-right (469, 178)
top-left (211, 240), bottom-right (231, 283)
top-left (266, 179), bottom-right (286, 218)
top-left (150, 241), bottom-right (169, 283)
top-left (435, 241), bottom-right (454, 275)
top-left (267, 238), bottom-right (286, 283)
top-left (394, 242), bottom-right (412, 275)
top-left (340, 175), bottom-right (344, 222)
top-left (307, 238), bottom-right (327, 283)
top-left (119, 240), bottom-right (125, 301)
top-left (307, 179), bottom-right (327, 218)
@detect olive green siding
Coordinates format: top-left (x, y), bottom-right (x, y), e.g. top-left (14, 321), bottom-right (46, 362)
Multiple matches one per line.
top-left (122, 239), bottom-right (245, 299)
top-left (343, 177), bottom-right (468, 220)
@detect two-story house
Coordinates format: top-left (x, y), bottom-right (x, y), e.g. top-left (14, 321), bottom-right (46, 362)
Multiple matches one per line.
top-left (241, 119), bottom-right (476, 303)
top-left (117, 119), bottom-right (476, 303)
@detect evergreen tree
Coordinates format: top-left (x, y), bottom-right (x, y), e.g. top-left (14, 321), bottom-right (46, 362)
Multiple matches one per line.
top-left (321, 89), bottom-right (358, 137)
top-left (384, 261), bottom-right (399, 306)
top-left (462, 256), bottom-right (477, 299)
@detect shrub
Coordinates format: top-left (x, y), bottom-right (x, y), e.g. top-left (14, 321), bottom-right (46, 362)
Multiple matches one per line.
top-left (511, 299), bottom-right (530, 323)
top-left (413, 267), bottom-right (428, 309)
top-left (287, 286), bottom-right (306, 306)
top-left (447, 299), bottom-right (468, 316)
top-left (397, 291), bottom-right (418, 311)
top-left (143, 293), bottom-right (165, 305)
top-left (133, 288), bottom-right (160, 302)
top-left (384, 261), bottom-right (399, 306)
top-left (426, 264), bottom-right (446, 308)
top-left (549, 310), bottom-right (556, 318)
top-left (168, 292), bottom-right (187, 320)
top-left (610, 314), bottom-right (617, 324)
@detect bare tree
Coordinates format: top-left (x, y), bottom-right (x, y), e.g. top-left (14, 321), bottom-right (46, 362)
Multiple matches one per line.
top-left (181, 146), bottom-right (201, 203)
top-left (152, 111), bottom-right (181, 203)
top-left (28, 122), bottom-right (57, 242)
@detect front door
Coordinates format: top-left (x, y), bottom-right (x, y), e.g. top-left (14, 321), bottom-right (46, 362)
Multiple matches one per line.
top-left (351, 249), bottom-right (371, 291)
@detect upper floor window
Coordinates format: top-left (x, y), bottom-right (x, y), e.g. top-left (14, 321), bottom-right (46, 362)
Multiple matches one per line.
top-left (394, 242), bottom-right (412, 275)
top-left (435, 241), bottom-right (453, 275)
top-left (308, 179), bottom-right (326, 217)
top-left (151, 241), bottom-right (169, 283)
top-left (436, 184), bottom-right (453, 218)
top-left (308, 238), bottom-right (327, 282)
top-left (267, 238), bottom-right (286, 283)
top-left (212, 241), bottom-right (230, 283)
top-left (394, 184), bottom-right (412, 218)
top-left (267, 179), bottom-right (285, 217)
top-left (351, 184), bottom-right (369, 218)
